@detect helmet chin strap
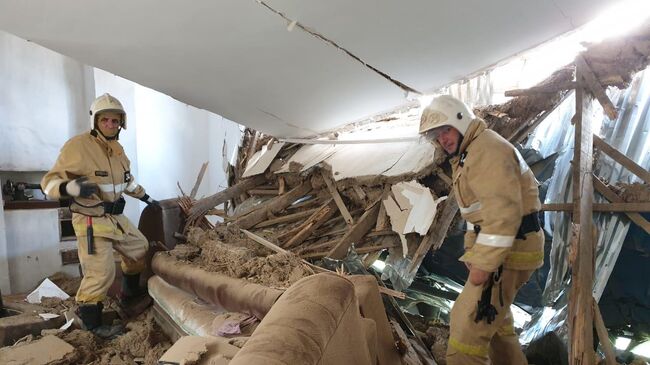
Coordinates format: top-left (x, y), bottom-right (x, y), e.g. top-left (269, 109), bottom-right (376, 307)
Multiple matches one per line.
top-left (449, 135), bottom-right (464, 156)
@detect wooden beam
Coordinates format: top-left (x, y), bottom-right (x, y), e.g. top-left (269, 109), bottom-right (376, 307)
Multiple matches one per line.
top-left (576, 55), bottom-right (618, 121)
top-left (593, 135), bottom-right (650, 184)
top-left (569, 70), bottom-right (595, 365)
top-left (593, 298), bottom-right (617, 365)
top-left (189, 162), bottom-right (209, 199)
top-left (284, 199), bottom-right (338, 248)
top-left (352, 185), bottom-right (367, 202)
top-left (254, 207), bottom-right (319, 228)
top-left (542, 202), bottom-right (650, 212)
top-left (593, 176), bottom-right (650, 234)
top-left (248, 189), bottom-right (280, 196)
top-left (408, 195), bottom-right (457, 272)
top-left (504, 80), bottom-right (576, 97)
top-left (327, 201), bottom-right (381, 259)
top-left (188, 174), bottom-right (267, 218)
top-left (233, 181), bottom-right (312, 229)
top-left (321, 171), bottom-right (354, 225)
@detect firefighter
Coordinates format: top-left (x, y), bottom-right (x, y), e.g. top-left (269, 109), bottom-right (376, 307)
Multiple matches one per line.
top-left (42, 93), bottom-right (158, 338)
top-left (419, 95), bottom-right (544, 364)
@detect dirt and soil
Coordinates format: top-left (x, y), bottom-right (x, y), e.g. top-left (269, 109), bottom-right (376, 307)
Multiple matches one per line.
top-left (177, 226), bottom-right (312, 289)
top-left (56, 310), bottom-right (171, 365)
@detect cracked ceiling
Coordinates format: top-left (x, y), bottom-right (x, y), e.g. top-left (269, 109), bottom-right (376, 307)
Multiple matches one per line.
top-left (0, 0), bottom-right (621, 137)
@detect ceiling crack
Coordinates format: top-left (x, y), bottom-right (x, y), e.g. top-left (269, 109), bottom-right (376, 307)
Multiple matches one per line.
top-left (255, 0), bottom-right (422, 95)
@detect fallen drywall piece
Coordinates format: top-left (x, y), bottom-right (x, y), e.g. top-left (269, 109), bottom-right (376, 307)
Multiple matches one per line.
top-left (158, 335), bottom-right (240, 365)
top-left (26, 278), bottom-right (69, 304)
top-left (0, 335), bottom-right (74, 364)
top-left (275, 143), bottom-right (337, 173)
top-left (243, 141), bottom-right (285, 177)
top-left (383, 181), bottom-right (444, 257)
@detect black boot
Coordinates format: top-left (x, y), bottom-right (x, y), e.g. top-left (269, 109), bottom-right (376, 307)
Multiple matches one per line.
top-left (77, 303), bottom-right (123, 339)
top-left (119, 273), bottom-right (152, 317)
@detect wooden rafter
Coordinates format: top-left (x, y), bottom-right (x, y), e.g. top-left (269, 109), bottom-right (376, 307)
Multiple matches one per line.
top-left (593, 176), bottom-right (650, 234)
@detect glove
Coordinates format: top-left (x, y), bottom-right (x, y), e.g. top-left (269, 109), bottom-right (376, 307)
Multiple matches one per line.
top-left (140, 194), bottom-right (159, 207)
top-left (63, 177), bottom-right (99, 198)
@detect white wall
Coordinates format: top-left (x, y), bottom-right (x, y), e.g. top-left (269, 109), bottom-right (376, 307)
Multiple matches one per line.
top-left (1, 33), bottom-right (243, 293)
top-left (0, 30), bottom-right (94, 171)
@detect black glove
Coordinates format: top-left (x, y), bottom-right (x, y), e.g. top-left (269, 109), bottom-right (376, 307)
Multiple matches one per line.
top-left (62, 177), bottom-right (99, 198)
top-left (140, 194), bottom-right (159, 207)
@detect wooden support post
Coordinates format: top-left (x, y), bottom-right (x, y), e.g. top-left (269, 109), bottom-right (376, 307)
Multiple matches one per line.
top-left (321, 170), bottom-right (354, 225)
top-left (188, 174), bottom-right (267, 217)
top-left (284, 199), bottom-right (338, 248)
top-left (576, 55), bottom-right (618, 121)
top-left (542, 202), bottom-right (650, 212)
top-left (593, 298), bottom-right (617, 365)
top-left (569, 67), bottom-right (595, 365)
top-left (327, 201), bottom-right (381, 259)
top-left (593, 135), bottom-right (650, 184)
top-left (593, 176), bottom-right (650, 234)
top-left (233, 181), bottom-right (312, 229)
top-left (189, 162), bottom-right (209, 199)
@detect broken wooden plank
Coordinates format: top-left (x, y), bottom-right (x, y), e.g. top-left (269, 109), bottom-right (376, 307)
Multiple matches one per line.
top-left (389, 319), bottom-right (425, 365)
top-left (378, 286), bottom-right (406, 300)
top-left (284, 199), bottom-right (338, 248)
top-left (255, 207), bottom-right (319, 228)
top-left (542, 202), bottom-right (650, 212)
top-left (278, 176), bottom-right (286, 194)
top-left (576, 55), bottom-right (618, 120)
top-left (593, 176), bottom-right (650, 234)
top-left (241, 229), bottom-right (289, 254)
top-left (593, 135), bottom-right (650, 184)
top-left (234, 181), bottom-right (312, 229)
top-left (593, 298), bottom-right (617, 365)
top-left (248, 188), bottom-right (280, 196)
top-left (327, 201), bottom-right (381, 259)
top-left (352, 185), bottom-right (367, 201)
top-left (504, 80), bottom-right (576, 97)
top-left (189, 161), bottom-right (209, 199)
top-left (302, 240), bottom-right (398, 260)
top-left (321, 170), bottom-right (354, 225)
top-left (189, 174), bottom-right (267, 218)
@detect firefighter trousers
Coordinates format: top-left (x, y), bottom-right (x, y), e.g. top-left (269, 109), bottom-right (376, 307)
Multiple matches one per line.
top-left (447, 268), bottom-right (534, 365)
top-left (75, 229), bottom-right (148, 304)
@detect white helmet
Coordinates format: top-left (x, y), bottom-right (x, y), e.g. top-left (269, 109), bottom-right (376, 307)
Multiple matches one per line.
top-left (90, 93), bottom-right (127, 130)
top-left (419, 95), bottom-right (475, 136)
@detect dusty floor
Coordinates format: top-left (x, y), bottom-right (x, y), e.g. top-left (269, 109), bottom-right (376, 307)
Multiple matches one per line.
top-left (9, 310), bottom-right (172, 365)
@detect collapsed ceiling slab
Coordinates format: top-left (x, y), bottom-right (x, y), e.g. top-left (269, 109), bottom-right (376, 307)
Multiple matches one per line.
top-left (0, 0), bottom-right (620, 137)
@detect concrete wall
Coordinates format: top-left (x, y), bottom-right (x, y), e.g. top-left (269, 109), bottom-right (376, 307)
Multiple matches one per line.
top-left (1, 32), bottom-right (243, 293)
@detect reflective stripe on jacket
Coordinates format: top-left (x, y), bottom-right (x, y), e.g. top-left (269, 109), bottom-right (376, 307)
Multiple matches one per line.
top-left (41, 131), bottom-right (147, 240)
top-left (450, 119), bottom-right (543, 271)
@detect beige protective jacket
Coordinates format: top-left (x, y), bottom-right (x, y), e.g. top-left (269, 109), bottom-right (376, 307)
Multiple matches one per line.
top-left (41, 131), bottom-right (147, 240)
top-left (451, 119), bottom-right (543, 272)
